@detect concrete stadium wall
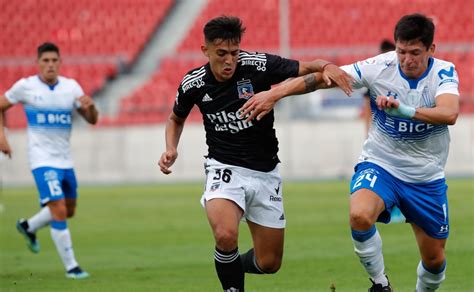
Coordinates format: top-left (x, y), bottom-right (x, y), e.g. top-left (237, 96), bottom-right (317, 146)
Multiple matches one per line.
top-left (2, 116), bottom-right (473, 186)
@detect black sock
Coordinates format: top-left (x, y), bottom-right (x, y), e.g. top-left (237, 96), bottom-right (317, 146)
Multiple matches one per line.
top-left (241, 248), bottom-right (264, 274)
top-left (214, 247), bottom-right (244, 291)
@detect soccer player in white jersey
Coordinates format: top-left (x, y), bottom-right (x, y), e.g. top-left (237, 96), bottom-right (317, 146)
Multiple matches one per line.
top-left (240, 13), bottom-right (459, 292)
top-left (0, 42), bottom-right (98, 279)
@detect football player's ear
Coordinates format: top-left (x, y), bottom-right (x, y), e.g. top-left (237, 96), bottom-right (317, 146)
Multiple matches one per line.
top-left (201, 45), bottom-right (209, 57)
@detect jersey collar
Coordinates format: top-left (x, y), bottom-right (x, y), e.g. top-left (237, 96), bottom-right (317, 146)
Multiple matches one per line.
top-left (398, 57), bottom-right (434, 89)
top-left (37, 75), bottom-right (59, 91)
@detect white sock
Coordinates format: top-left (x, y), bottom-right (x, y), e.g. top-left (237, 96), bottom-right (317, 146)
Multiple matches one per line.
top-left (50, 222), bottom-right (79, 271)
top-left (353, 229), bottom-right (387, 285)
top-left (416, 260), bottom-right (446, 291)
top-left (27, 206), bottom-right (52, 232)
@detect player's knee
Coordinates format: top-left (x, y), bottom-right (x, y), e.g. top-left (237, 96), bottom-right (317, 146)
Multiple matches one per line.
top-left (214, 228), bottom-right (238, 250)
top-left (258, 256), bottom-right (282, 274)
top-left (422, 255), bottom-right (446, 271)
top-left (66, 208), bottom-right (75, 218)
top-left (48, 203), bottom-right (68, 220)
top-left (350, 211), bottom-right (373, 230)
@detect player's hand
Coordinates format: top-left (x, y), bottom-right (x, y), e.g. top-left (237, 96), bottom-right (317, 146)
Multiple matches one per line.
top-left (321, 64), bottom-right (354, 96)
top-left (239, 90), bottom-right (276, 122)
top-left (0, 136), bottom-right (12, 158)
top-left (77, 95), bottom-right (96, 110)
top-left (376, 95), bottom-right (399, 110)
top-left (158, 149), bottom-right (178, 174)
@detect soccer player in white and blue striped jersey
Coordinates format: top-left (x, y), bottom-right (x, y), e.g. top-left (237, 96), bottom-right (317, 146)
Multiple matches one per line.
top-left (0, 42), bottom-right (98, 279)
top-left (240, 13), bottom-right (459, 292)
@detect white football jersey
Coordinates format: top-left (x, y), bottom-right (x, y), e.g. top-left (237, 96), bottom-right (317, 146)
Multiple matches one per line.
top-left (342, 51), bottom-right (459, 183)
top-left (5, 75), bottom-right (83, 170)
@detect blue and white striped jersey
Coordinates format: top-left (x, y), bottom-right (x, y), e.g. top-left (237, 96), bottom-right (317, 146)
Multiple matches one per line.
top-left (342, 51), bottom-right (459, 183)
top-left (5, 75), bottom-right (83, 169)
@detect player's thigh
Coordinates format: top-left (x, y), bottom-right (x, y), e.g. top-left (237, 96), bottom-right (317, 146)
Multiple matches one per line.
top-left (62, 168), bottom-right (78, 200)
top-left (411, 223), bottom-right (446, 267)
top-left (32, 167), bottom-right (66, 207)
top-left (201, 159), bottom-right (247, 214)
top-left (47, 198), bottom-right (68, 221)
top-left (62, 169), bottom-right (78, 217)
top-left (206, 198), bottom-right (243, 233)
top-left (206, 198), bottom-right (243, 249)
top-left (65, 198), bottom-right (77, 217)
top-left (398, 179), bottom-right (449, 239)
top-left (247, 220), bottom-right (284, 260)
top-left (350, 162), bottom-right (398, 224)
top-left (245, 166), bottom-right (286, 229)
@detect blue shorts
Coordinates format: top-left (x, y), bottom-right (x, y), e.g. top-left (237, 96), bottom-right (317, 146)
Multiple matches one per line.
top-left (32, 167), bottom-right (78, 206)
top-left (350, 162), bottom-right (449, 239)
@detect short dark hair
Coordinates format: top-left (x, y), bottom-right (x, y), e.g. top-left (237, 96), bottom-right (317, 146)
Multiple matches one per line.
top-left (37, 42), bottom-right (60, 58)
top-left (394, 13), bottom-right (435, 49)
top-left (380, 39), bottom-right (395, 53)
top-left (203, 16), bottom-right (246, 44)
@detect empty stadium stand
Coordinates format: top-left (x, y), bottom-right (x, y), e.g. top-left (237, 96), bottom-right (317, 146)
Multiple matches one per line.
top-left (1, 0), bottom-right (173, 128)
top-left (113, 0), bottom-right (472, 126)
top-left (2, 0), bottom-right (472, 128)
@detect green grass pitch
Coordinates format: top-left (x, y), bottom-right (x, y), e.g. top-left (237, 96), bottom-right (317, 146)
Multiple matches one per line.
top-left (0, 180), bottom-right (472, 291)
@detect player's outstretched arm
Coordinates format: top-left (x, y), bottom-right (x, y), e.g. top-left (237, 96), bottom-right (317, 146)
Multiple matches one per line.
top-left (377, 93), bottom-right (459, 125)
top-left (0, 95), bottom-right (13, 158)
top-left (159, 112), bottom-right (186, 175)
top-left (299, 60), bottom-right (354, 96)
top-left (77, 95), bottom-right (99, 124)
top-left (240, 72), bottom-right (330, 122)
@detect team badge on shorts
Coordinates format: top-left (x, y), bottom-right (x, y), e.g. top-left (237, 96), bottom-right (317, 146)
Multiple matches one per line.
top-left (237, 79), bottom-right (254, 100)
top-left (210, 182), bottom-right (220, 192)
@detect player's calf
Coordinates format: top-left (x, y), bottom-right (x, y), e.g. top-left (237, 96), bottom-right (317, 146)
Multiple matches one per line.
top-left (214, 247), bottom-right (244, 291)
top-left (352, 226), bottom-right (388, 288)
top-left (415, 260), bottom-right (446, 292)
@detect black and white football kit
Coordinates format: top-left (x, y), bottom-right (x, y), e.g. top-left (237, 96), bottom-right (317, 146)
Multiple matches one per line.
top-left (173, 51), bottom-right (299, 228)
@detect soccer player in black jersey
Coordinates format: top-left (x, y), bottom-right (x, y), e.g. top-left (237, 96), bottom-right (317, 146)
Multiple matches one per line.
top-left (158, 16), bottom-right (353, 291)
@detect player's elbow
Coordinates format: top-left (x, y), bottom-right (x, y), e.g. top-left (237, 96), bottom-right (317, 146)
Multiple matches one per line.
top-left (169, 112), bottom-right (186, 126)
top-left (445, 112), bottom-right (458, 125)
top-left (90, 117), bottom-right (98, 125)
top-left (89, 111), bottom-right (99, 125)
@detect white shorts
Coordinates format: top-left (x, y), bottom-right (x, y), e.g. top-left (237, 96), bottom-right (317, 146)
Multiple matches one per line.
top-left (201, 158), bottom-right (286, 228)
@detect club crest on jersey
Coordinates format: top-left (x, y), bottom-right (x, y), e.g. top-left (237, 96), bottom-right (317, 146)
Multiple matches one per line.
top-left (237, 79), bottom-right (254, 100)
top-left (210, 182), bottom-right (220, 192)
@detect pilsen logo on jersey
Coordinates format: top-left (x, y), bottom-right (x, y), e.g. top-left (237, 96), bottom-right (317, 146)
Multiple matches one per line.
top-left (237, 79), bottom-right (254, 100)
top-left (206, 109), bottom-right (254, 134)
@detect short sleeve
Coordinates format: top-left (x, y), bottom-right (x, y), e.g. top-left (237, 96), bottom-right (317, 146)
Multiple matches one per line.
top-left (70, 79), bottom-right (85, 109)
top-left (341, 63), bottom-right (366, 89)
top-left (435, 64), bottom-right (459, 98)
top-left (71, 79), bottom-right (85, 98)
top-left (4, 78), bottom-right (27, 104)
top-left (172, 86), bottom-right (195, 118)
top-left (264, 53), bottom-right (299, 84)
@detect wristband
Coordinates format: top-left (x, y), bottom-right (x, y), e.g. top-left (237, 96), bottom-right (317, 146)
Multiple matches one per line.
top-left (398, 103), bottom-right (416, 118)
top-left (385, 102), bottom-right (416, 119)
